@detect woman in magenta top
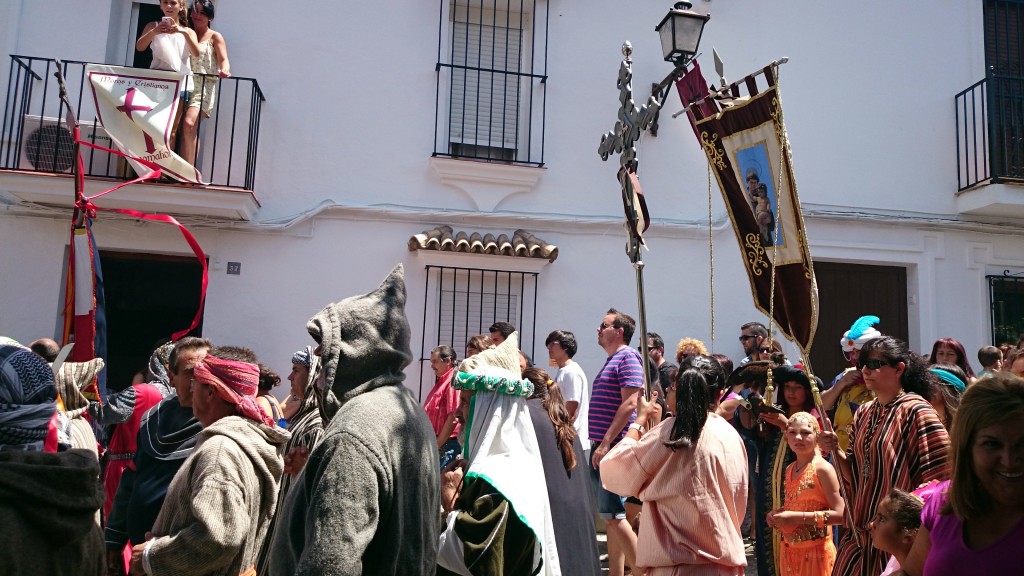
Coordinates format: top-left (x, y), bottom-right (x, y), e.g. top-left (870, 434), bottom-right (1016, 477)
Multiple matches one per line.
top-left (901, 372), bottom-right (1024, 575)
top-left (423, 345), bottom-right (461, 469)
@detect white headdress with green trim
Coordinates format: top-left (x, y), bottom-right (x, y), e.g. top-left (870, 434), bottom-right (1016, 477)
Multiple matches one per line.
top-left (441, 332), bottom-right (561, 575)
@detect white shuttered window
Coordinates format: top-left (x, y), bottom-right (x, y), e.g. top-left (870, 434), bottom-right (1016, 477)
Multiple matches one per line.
top-left (449, 18), bottom-right (522, 150)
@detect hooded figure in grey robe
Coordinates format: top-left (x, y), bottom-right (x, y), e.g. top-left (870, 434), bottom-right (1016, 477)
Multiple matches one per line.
top-left (267, 264), bottom-right (440, 575)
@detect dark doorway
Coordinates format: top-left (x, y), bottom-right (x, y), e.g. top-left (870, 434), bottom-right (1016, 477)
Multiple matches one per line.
top-left (809, 262), bottom-right (909, 384)
top-left (99, 250), bottom-right (205, 391)
top-left (131, 4), bottom-right (165, 69)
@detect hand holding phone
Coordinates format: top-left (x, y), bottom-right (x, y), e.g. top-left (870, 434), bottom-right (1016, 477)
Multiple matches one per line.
top-left (160, 16), bottom-right (174, 29)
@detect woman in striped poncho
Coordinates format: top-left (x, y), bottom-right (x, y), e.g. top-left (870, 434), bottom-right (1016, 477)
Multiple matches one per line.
top-left (818, 336), bottom-right (951, 576)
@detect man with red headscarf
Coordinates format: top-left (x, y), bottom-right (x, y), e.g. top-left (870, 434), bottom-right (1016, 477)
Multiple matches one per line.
top-left (130, 354), bottom-right (290, 576)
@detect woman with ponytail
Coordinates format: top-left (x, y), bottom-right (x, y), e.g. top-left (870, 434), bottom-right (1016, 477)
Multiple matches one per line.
top-left (524, 368), bottom-right (577, 472)
top-left (522, 368), bottom-right (601, 576)
top-left (602, 356), bottom-right (749, 576)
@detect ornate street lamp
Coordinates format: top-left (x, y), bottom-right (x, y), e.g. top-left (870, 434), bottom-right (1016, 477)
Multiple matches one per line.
top-left (655, 2), bottom-right (710, 66)
top-left (596, 5), bottom-right (711, 398)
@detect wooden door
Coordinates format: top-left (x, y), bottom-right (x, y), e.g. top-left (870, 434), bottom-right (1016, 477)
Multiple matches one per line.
top-left (808, 262), bottom-right (909, 384)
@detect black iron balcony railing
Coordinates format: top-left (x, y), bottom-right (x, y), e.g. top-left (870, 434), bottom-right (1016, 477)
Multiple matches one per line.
top-left (432, 0), bottom-right (549, 168)
top-left (1, 55), bottom-right (264, 190)
top-left (956, 74), bottom-right (1024, 191)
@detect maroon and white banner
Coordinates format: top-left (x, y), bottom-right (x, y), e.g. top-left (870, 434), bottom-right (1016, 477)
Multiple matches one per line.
top-left (86, 64), bottom-right (203, 183)
top-left (677, 65), bottom-right (819, 353)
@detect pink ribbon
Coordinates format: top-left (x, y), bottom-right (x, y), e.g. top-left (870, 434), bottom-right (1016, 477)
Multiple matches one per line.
top-left (71, 126), bottom-right (209, 341)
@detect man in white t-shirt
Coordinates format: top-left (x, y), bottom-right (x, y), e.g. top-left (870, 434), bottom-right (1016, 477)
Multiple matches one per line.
top-left (545, 330), bottom-right (590, 454)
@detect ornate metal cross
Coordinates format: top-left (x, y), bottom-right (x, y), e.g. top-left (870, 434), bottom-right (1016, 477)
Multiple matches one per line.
top-left (599, 42), bottom-right (662, 175)
top-left (598, 42), bottom-right (661, 398)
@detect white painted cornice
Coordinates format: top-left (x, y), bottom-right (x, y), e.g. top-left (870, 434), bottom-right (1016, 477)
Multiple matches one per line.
top-left (429, 157), bottom-right (545, 212)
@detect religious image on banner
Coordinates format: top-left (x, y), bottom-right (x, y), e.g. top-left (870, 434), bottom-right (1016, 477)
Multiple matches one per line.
top-left (676, 64), bottom-right (818, 351)
top-left (85, 64), bottom-right (204, 184)
top-left (736, 146), bottom-right (782, 249)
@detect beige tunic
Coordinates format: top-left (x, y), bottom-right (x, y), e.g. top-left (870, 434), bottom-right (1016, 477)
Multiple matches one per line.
top-left (146, 416), bottom-right (288, 576)
top-left (602, 413), bottom-right (749, 576)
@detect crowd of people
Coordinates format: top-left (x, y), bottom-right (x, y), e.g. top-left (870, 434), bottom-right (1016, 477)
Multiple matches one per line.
top-left (2, 276), bottom-right (1023, 575)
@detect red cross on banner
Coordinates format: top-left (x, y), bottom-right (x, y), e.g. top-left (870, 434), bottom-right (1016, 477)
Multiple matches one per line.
top-left (86, 64), bottom-right (205, 184)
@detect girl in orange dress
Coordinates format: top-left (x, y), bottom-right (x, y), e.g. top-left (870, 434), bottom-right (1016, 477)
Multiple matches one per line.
top-left (767, 412), bottom-right (845, 576)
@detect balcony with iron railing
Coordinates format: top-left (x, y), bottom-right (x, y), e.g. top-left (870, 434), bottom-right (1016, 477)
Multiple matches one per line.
top-left (955, 73), bottom-right (1024, 218)
top-left (428, 2), bottom-right (549, 212)
top-left (0, 56), bottom-right (265, 220)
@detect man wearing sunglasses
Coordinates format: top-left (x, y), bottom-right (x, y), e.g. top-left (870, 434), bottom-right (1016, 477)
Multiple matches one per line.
top-left (737, 322), bottom-right (768, 367)
top-left (591, 308), bottom-right (644, 576)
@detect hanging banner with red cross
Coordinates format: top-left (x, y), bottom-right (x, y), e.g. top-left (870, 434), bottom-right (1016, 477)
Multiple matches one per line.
top-left (85, 64), bottom-right (204, 184)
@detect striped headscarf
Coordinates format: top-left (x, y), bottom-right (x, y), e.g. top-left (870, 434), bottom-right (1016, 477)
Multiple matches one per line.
top-left (291, 349), bottom-right (311, 369)
top-left (55, 358), bottom-right (105, 415)
top-left (0, 344), bottom-right (58, 450)
top-left (192, 355), bottom-right (272, 426)
top-left (146, 341), bottom-right (175, 396)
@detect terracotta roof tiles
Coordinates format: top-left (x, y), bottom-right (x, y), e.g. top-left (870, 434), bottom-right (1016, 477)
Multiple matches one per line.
top-left (408, 225), bottom-right (558, 262)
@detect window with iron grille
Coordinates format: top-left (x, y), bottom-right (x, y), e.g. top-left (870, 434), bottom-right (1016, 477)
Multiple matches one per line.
top-left (416, 265), bottom-right (538, 400)
top-left (988, 273), bottom-right (1024, 345)
top-left (434, 0), bottom-right (548, 166)
top-left (986, 0), bottom-right (1024, 76)
top-left (984, 0), bottom-right (1024, 180)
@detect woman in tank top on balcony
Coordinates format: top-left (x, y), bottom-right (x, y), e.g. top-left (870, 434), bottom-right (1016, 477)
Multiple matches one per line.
top-left (180, 0), bottom-right (231, 167)
top-left (135, 0), bottom-right (200, 155)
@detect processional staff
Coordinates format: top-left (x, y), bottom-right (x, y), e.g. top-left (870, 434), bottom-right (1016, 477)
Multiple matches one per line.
top-left (598, 41), bottom-right (661, 400)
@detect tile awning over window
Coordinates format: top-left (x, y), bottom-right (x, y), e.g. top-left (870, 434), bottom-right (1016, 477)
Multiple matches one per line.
top-left (408, 225), bottom-right (558, 263)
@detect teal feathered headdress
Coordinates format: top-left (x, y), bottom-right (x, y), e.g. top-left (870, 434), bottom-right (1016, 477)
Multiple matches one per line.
top-left (840, 315), bottom-right (881, 352)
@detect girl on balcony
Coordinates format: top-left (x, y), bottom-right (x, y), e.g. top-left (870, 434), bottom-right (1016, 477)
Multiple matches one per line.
top-left (135, 0), bottom-right (200, 155)
top-left (180, 0), bottom-right (231, 167)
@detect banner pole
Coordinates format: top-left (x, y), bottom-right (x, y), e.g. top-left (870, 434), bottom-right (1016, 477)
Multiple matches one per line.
top-left (670, 57), bottom-right (791, 119)
top-left (631, 234), bottom-right (652, 400)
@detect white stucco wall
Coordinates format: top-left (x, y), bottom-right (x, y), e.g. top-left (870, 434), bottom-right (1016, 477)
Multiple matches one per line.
top-left (4, 204), bottom-right (1023, 394)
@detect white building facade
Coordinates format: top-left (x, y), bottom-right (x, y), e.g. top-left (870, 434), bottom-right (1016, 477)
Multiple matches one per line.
top-left (1, 0), bottom-right (1021, 395)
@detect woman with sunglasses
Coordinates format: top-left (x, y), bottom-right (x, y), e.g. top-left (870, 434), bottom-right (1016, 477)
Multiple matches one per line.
top-left (818, 336), bottom-right (951, 576)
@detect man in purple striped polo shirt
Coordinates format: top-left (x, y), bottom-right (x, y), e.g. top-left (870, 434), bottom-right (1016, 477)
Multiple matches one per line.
top-left (590, 308), bottom-right (643, 576)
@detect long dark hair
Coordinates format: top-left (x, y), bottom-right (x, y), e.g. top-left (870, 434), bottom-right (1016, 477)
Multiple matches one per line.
top-left (772, 365), bottom-right (816, 414)
top-left (928, 337), bottom-right (975, 378)
top-left (190, 0), bottom-right (216, 21)
top-left (523, 367), bottom-right (577, 472)
top-left (665, 356), bottom-right (727, 450)
top-left (860, 336), bottom-right (935, 400)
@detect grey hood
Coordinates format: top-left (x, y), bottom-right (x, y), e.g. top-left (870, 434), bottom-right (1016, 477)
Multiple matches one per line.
top-left (306, 264), bottom-right (413, 422)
